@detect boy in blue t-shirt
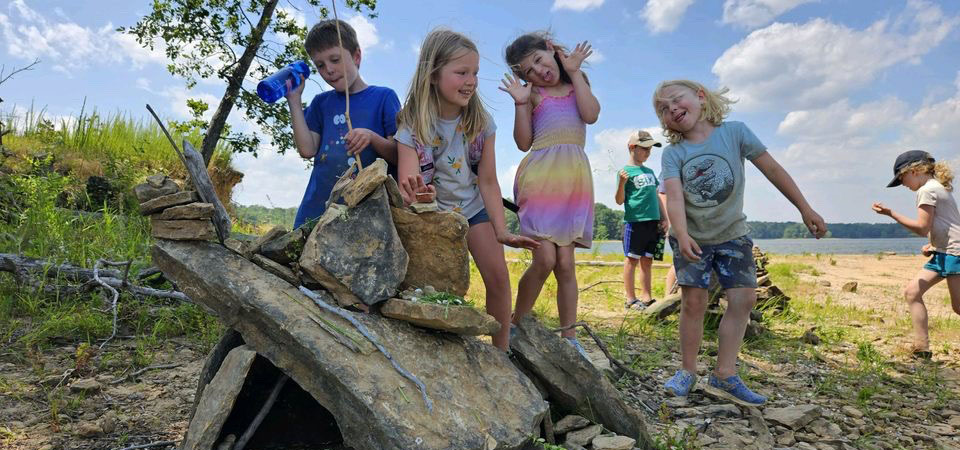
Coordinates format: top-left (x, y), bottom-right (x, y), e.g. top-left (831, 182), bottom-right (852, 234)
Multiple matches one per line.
top-left (285, 19), bottom-right (401, 228)
top-left (615, 130), bottom-right (667, 310)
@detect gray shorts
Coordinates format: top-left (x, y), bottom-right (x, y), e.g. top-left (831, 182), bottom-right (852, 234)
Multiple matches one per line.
top-left (669, 235), bottom-right (757, 289)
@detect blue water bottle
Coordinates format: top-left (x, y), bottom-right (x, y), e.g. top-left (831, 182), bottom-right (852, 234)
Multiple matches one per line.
top-left (257, 61), bottom-right (311, 103)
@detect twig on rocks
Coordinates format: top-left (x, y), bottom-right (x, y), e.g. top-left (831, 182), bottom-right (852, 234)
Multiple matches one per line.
top-left (234, 373), bottom-right (289, 450)
top-left (299, 286), bottom-right (433, 412)
top-left (109, 363), bottom-right (182, 385)
top-left (553, 321), bottom-right (657, 391)
top-left (579, 279), bottom-right (621, 293)
top-left (114, 440), bottom-right (178, 450)
top-left (94, 259), bottom-right (124, 349)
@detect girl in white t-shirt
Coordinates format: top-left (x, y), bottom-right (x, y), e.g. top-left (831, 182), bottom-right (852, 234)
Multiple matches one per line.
top-left (873, 150), bottom-right (960, 359)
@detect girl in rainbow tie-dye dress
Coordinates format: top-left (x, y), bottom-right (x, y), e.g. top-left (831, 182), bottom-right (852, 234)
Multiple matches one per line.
top-left (500, 32), bottom-right (599, 358)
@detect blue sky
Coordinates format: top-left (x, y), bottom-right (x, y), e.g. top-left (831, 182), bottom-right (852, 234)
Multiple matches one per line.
top-left (2, 0), bottom-right (959, 223)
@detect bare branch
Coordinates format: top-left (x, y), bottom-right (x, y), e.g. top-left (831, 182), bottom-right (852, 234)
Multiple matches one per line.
top-left (0, 58), bottom-right (40, 86)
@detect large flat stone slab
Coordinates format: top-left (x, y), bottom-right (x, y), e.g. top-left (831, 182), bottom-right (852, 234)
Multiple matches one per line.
top-left (380, 299), bottom-right (499, 336)
top-left (153, 240), bottom-right (546, 450)
top-left (150, 218), bottom-right (216, 241)
top-left (181, 345), bottom-right (257, 450)
top-left (139, 190), bottom-right (199, 215)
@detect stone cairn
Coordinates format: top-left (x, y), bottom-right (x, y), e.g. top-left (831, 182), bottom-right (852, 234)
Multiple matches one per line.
top-left (142, 155), bottom-right (653, 450)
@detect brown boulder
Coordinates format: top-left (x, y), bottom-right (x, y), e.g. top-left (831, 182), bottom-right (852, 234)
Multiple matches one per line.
top-left (391, 207), bottom-right (470, 297)
top-left (380, 299), bottom-right (499, 336)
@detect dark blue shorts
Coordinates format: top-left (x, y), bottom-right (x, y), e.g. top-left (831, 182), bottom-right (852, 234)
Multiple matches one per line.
top-left (623, 221), bottom-right (664, 260)
top-left (923, 252), bottom-right (960, 278)
top-left (468, 208), bottom-right (489, 227)
top-left (669, 235), bottom-right (757, 289)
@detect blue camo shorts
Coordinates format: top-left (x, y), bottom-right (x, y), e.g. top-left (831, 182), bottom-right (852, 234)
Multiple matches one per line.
top-left (923, 252), bottom-right (960, 278)
top-left (669, 235), bottom-right (757, 289)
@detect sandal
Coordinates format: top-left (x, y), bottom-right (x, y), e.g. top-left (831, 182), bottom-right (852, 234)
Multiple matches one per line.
top-left (625, 298), bottom-right (647, 310)
top-left (911, 349), bottom-right (933, 360)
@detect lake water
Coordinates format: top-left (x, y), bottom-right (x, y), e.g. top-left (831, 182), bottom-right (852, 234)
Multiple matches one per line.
top-left (575, 237), bottom-right (930, 255)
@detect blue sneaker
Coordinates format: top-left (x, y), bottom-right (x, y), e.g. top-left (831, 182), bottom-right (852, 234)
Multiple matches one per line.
top-left (704, 373), bottom-right (767, 406)
top-left (565, 337), bottom-right (590, 360)
top-left (664, 369), bottom-right (698, 397)
top-left (509, 324), bottom-right (518, 342)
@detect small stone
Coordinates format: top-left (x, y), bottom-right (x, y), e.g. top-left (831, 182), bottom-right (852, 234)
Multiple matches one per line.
top-left (342, 158), bottom-right (388, 207)
top-left (157, 202), bottom-right (214, 220)
top-left (145, 174), bottom-right (168, 188)
top-left (565, 424), bottom-right (603, 447)
top-left (926, 423), bottom-right (956, 436)
top-left (134, 175), bottom-right (180, 203)
top-left (139, 191), bottom-right (199, 215)
top-left (99, 411), bottom-right (117, 434)
top-left (380, 299), bottom-right (500, 336)
top-left (674, 404), bottom-right (741, 419)
top-left (819, 280), bottom-right (832, 287)
top-left (591, 435), bottom-right (636, 450)
top-left (744, 320), bottom-right (766, 338)
top-left (756, 274), bottom-right (771, 286)
top-left (410, 200), bottom-right (440, 213)
top-left (69, 378), bottom-right (102, 393)
top-left (554, 415), bottom-right (591, 434)
top-left (251, 254), bottom-right (299, 286)
top-left (244, 225), bottom-right (288, 259)
top-left (384, 175), bottom-right (405, 207)
top-left (776, 429), bottom-right (796, 446)
top-left (663, 396), bottom-right (688, 408)
top-left (808, 418), bottom-right (843, 438)
top-left (841, 281), bottom-right (858, 293)
top-left (74, 421), bottom-right (102, 437)
top-left (948, 415), bottom-right (960, 427)
top-left (841, 405), bottom-right (864, 419)
top-left (802, 328), bottom-right (821, 346)
top-left (223, 238), bottom-right (247, 255)
top-left (151, 218), bottom-right (216, 241)
top-left (763, 405), bottom-right (822, 430)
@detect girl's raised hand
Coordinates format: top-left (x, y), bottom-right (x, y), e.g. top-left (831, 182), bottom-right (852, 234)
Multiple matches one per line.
top-left (557, 41), bottom-right (592, 75)
top-left (498, 73), bottom-right (532, 105)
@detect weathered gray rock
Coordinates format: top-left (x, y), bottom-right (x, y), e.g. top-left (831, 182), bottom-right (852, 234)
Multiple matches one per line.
top-left (181, 345), bottom-right (257, 450)
top-left (139, 190), bottom-right (199, 215)
top-left (299, 186), bottom-right (407, 306)
top-left (259, 225), bottom-right (309, 265)
top-left (134, 175), bottom-right (179, 203)
top-left (69, 378), bottom-right (102, 393)
top-left (554, 415), bottom-right (591, 434)
top-left (151, 218), bottom-right (216, 241)
top-left (391, 207), bottom-right (470, 297)
top-left (245, 225), bottom-right (287, 259)
top-left (380, 299), bottom-right (499, 336)
top-left (763, 405), bottom-right (822, 430)
top-left (591, 435), bottom-right (636, 450)
top-left (510, 315), bottom-right (651, 447)
top-left (251, 254), bottom-right (299, 286)
top-left (223, 238), bottom-right (247, 255)
top-left (157, 202), bottom-right (214, 220)
top-left (842, 281), bottom-right (858, 293)
top-left (644, 293), bottom-right (681, 320)
top-left (342, 158), bottom-right (388, 207)
top-left (674, 404), bottom-right (741, 419)
top-left (384, 175), bottom-right (405, 207)
top-left (802, 328), bottom-right (821, 345)
top-left (153, 240), bottom-right (546, 450)
top-left (565, 424), bottom-right (603, 447)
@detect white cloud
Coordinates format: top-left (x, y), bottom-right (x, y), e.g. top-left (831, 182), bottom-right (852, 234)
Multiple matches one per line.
top-left (232, 149), bottom-right (312, 208)
top-left (640, 0), bottom-right (696, 34)
top-left (347, 15), bottom-right (379, 52)
top-left (552, 0), bottom-right (605, 12)
top-left (721, 0), bottom-right (817, 29)
top-left (585, 49), bottom-right (605, 64)
top-left (136, 82), bottom-right (220, 121)
top-left (584, 126), bottom-right (665, 209)
top-left (902, 72), bottom-right (960, 155)
top-left (0, 0), bottom-right (167, 75)
top-left (777, 97), bottom-right (908, 140)
top-left (713, 0), bottom-right (958, 111)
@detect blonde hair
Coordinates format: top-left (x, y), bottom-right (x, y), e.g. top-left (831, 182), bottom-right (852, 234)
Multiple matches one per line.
top-left (900, 160), bottom-right (954, 191)
top-left (652, 79), bottom-right (736, 144)
top-left (396, 29), bottom-right (488, 146)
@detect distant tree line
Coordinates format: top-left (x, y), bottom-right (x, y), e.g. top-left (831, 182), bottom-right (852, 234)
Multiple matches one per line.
top-left (236, 203), bottom-right (913, 240)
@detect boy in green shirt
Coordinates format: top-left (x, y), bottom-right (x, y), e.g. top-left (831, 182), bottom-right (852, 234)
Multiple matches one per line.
top-left (616, 130), bottom-right (668, 309)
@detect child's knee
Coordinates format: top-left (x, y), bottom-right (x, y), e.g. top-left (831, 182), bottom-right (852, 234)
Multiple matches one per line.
top-left (903, 283), bottom-right (921, 301)
top-left (531, 255), bottom-right (556, 275)
top-left (553, 257), bottom-right (576, 278)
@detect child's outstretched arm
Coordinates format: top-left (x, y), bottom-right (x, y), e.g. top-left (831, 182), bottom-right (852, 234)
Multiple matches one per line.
top-left (499, 74), bottom-right (534, 151)
top-left (872, 202), bottom-right (934, 237)
top-left (284, 75), bottom-right (321, 159)
top-left (396, 142), bottom-right (435, 205)
top-left (558, 41), bottom-right (600, 124)
top-left (664, 178), bottom-right (701, 261)
top-left (476, 135), bottom-right (539, 250)
top-left (752, 152), bottom-right (827, 238)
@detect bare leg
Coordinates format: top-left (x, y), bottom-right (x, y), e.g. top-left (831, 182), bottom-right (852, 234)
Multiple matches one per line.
top-left (678, 286), bottom-right (708, 373)
top-left (512, 242), bottom-right (557, 325)
top-left (715, 287), bottom-right (756, 378)
top-left (638, 256), bottom-right (654, 301)
top-left (467, 222), bottom-right (512, 350)
top-left (623, 257), bottom-right (638, 301)
top-left (554, 245), bottom-right (578, 339)
top-left (904, 269), bottom-right (942, 352)
top-left (947, 275), bottom-right (960, 316)
top-left (665, 266), bottom-right (678, 295)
